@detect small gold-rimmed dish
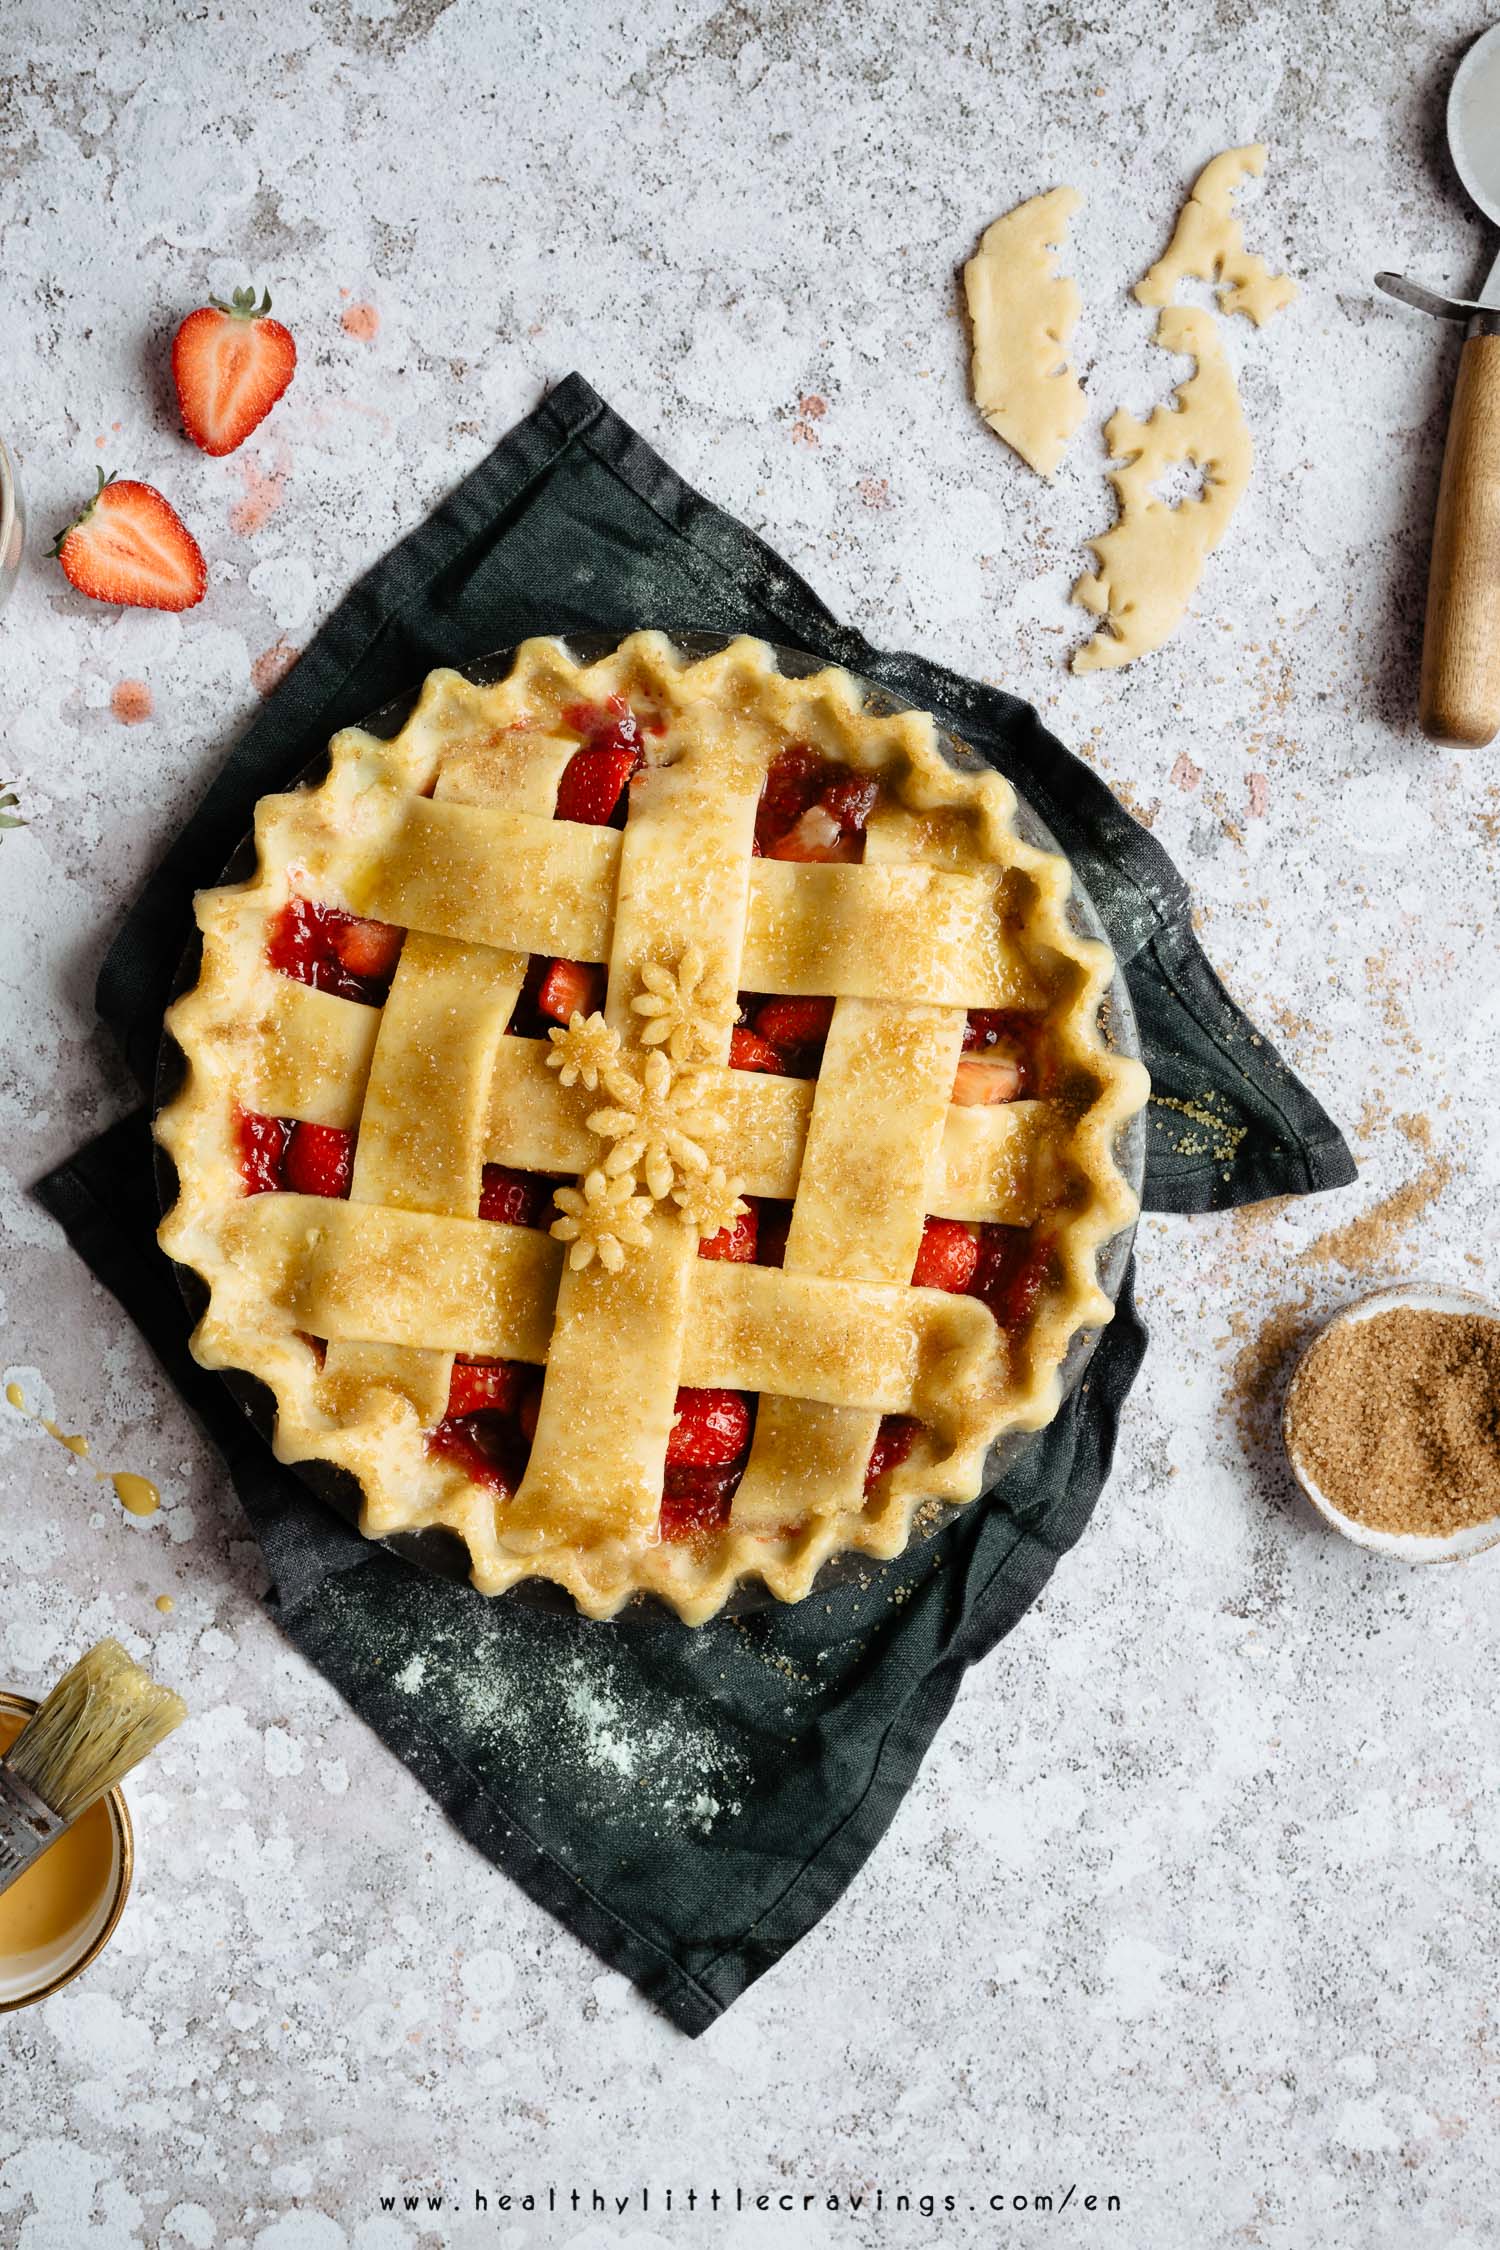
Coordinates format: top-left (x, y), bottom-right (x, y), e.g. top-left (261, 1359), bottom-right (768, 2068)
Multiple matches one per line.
top-left (1284, 1280), bottom-right (1500, 1563)
top-left (0, 1691), bottom-right (134, 2013)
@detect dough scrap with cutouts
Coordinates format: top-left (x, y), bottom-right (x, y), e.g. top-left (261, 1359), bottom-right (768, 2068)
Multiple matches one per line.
top-left (1136, 144), bottom-right (1296, 327)
top-left (963, 187), bottom-right (1087, 478)
top-left (1071, 306), bottom-right (1252, 673)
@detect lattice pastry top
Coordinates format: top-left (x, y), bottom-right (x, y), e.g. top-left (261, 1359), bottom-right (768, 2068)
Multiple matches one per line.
top-left (156, 634), bottom-right (1149, 1623)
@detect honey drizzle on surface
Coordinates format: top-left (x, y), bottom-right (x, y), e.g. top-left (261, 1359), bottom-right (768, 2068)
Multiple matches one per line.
top-left (5, 1380), bottom-right (160, 1518)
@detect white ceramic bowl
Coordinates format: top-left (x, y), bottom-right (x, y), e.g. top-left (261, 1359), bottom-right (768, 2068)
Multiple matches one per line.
top-left (1283, 1280), bottom-right (1500, 1562)
top-left (0, 1692), bottom-right (133, 2013)
top-left (0, 438), bottom-right (22, 614)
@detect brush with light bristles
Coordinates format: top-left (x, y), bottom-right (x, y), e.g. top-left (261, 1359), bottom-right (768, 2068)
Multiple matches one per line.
top-left (0, 1640), bottom-right (186, 1896)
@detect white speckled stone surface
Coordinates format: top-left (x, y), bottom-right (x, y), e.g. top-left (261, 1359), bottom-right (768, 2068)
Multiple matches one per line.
top-left (2, 0), bottom-right (1499, 2242)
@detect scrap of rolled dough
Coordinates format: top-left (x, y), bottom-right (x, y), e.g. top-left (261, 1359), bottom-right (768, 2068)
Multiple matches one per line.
top-left (963, 186), bottom-right (1086, 478)
top-left (1071, 305), bottom-right (1251, 673)
top-left (1136, 144), bottom-right (1296, 327)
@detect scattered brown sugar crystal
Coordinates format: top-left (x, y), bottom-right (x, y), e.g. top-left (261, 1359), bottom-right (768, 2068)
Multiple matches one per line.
top-left (1287, 1307), bottom-right (1500, 1536)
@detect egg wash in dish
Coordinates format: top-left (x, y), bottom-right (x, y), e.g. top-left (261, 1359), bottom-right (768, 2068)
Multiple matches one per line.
top-left (155, 633), bottom-right (1149, 1622)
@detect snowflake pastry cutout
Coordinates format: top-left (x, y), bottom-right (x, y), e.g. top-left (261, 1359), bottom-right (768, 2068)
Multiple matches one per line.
top-left (550, 1168), bottom-right (654, 1274)
top-left (671, 1165), bottom-right (748, 1242)
top-left (630, 945), bottom-right (723, 1065)
top-left (544, 1010), bottom-right (623, 1093)
top-left (588, 1046), bottom-right (711, 1203)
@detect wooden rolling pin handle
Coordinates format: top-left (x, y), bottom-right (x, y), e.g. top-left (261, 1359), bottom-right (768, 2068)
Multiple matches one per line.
top-left (1420, 321), bottom-right (1500, 747)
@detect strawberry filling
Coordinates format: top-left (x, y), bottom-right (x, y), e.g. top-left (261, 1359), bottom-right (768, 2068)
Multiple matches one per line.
top-left (537, 958), bottom-right (605, 1026)
top-left (478, 1164), bottom-right (556, 1227)
top-left (968, 1224), bottom-right (1054, 1330)
top-left (755, 744), bottom-right (881, 861)
top-left (698, 1201), bottom-right (758, 1262)
top-left (427, 1358), bottom-right (540, 1497)
top-left (729, 1025), bottom-right (785, 1074)
top-left (864, 1413), bottom-right (920, 1493)
top-left (911, 1216), bottom-right (980, 1293)
top-left (266, 897), bottom-right (404, 1005)
top-left (236, 1109), bottom-right (353, 1197)
top-left (659, 1461), bottom-right (743, 1542)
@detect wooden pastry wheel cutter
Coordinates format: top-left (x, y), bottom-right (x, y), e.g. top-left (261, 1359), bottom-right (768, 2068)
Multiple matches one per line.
top-left (1379, 22), bottom-right (1500, 745)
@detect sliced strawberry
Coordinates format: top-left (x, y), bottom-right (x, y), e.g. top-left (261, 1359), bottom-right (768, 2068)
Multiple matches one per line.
top-left (283, 1122), bottom-right (354, 1199)
top-left (445, 1360), bottom-right (525, 1418)
top-left (754, 1198), bottom-right (792, 1268)
top-left (729, 1026), bottom-right (785, 1074)
top-left (560, 695), bottom-right (643, 761)
top-left (53, 471), bottom-right (206, 612)
top-left (329, 914), bottom-right (404, 981)
top-left (911, 1216), bottom-right (980, 1293)
top-left (969, 1226), bottom-right (1053, 1330)
top-left (537, 958), bottom-right (605, 1024)
top-left (237, 1108), bottom-right (291, 1194)
top-left (821, 773), bottom-right (878, 834)
top-left (479, 1164), bottom-right (554, 1227)
top-left (172, 287), bottom-right (297, 458)
top-left (555, 745), bottom-right (641, 825)
top-left (266, 897), bottom-right (399, 1005)
top-left (659, 1461), bottom-right (742, 1542)
top-left (952, 1053), bottom-right (1024, 1106)
top-left (427, 1413), bottom-right (522, 1497)
top-left (698, 1201), bottom-right (759, 1262)
top-left (754, 995), bottom-right (835, 1059)
top-left (864, 1413), bottom-right (921, 1493)
top-left (770, 804), bottom-right (860, 863)
top-left (666, 1386), bottom-right (751, 1467)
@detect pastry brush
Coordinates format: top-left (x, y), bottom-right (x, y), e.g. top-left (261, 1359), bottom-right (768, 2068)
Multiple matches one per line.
top-left (0, 1639), bottom-right (186, 1897)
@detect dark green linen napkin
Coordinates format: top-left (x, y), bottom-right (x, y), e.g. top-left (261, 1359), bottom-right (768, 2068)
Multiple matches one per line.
top-left (37, 374), bottom-right (1354, 2035)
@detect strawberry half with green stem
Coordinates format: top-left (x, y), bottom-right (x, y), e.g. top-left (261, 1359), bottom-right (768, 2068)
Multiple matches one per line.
top-left (172, 286), bottom-right (297, 457)
top-left (53, 471), bottom-right (206, 612)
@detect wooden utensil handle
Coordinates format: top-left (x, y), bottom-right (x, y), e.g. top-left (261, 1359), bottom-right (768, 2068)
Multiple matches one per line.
top-left (1421, 329), bottom-right (1500, 746)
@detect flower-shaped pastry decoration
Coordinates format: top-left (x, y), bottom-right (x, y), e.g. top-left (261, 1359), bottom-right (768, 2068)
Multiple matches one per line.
top-left (550, 1168), bottom-right (654, 1274)
top-left (589, 1048), bottom-right (710, 1203)
top-left (545, 1010), bottom-right (623, 1093)
top-left (630, 945), bottom-right (722, 1065)
top-left (671, 1165), bottom-right (748, 1242)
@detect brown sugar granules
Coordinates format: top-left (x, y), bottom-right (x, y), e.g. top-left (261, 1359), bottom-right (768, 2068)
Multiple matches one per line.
top-left (1287, 1307), bottom-right (1500, 1537)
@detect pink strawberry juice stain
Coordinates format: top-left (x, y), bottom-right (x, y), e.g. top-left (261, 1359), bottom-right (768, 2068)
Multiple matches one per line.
top-left (341, 303), bottom-right (380, 341)
top-left (111, 680), bottom-right (152, 724)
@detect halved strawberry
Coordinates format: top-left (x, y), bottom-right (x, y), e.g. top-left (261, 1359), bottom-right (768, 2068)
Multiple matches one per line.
top-left (864, 1413), bottom-right (920, 1492)
top-left (445, 1360), bottom-right (525, 1418)
top-left (666, 1387), bottom-right (751, 1467)
top-left (53, 471), bottom-right (206, 612)
top-left (329, 914), bottom-right (404, 981)
top-left (729, 1026), bottom-right (785, 1074)
top-left (172, 286), bottom-right (297, 458)
top-left (237, 1108), bottom-right (292, 1194)
top-left (555, 745), bottom-right (641, 825)
top-left (659, 1461), bottom-right (742, 1542)
top-left (699, 1201), bottom-right (758, 1262)
top-left (952, 1053), bottom-right (1024, 1106)
top-left (911, 1216), bottom-right (979, 1293)
top-left (754, 995), bottom-right (835, 1058)
top-left (283, 1121), bottom-right (354, 1198)
top-left (537, 958), bottom-right (604, 1024)
top-left (479, 1164), bottom-right (554, 1226)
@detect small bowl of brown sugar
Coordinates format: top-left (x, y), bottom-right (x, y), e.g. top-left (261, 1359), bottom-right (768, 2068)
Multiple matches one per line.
top-left (1284, 1282), bottom-right (1500, 1561)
